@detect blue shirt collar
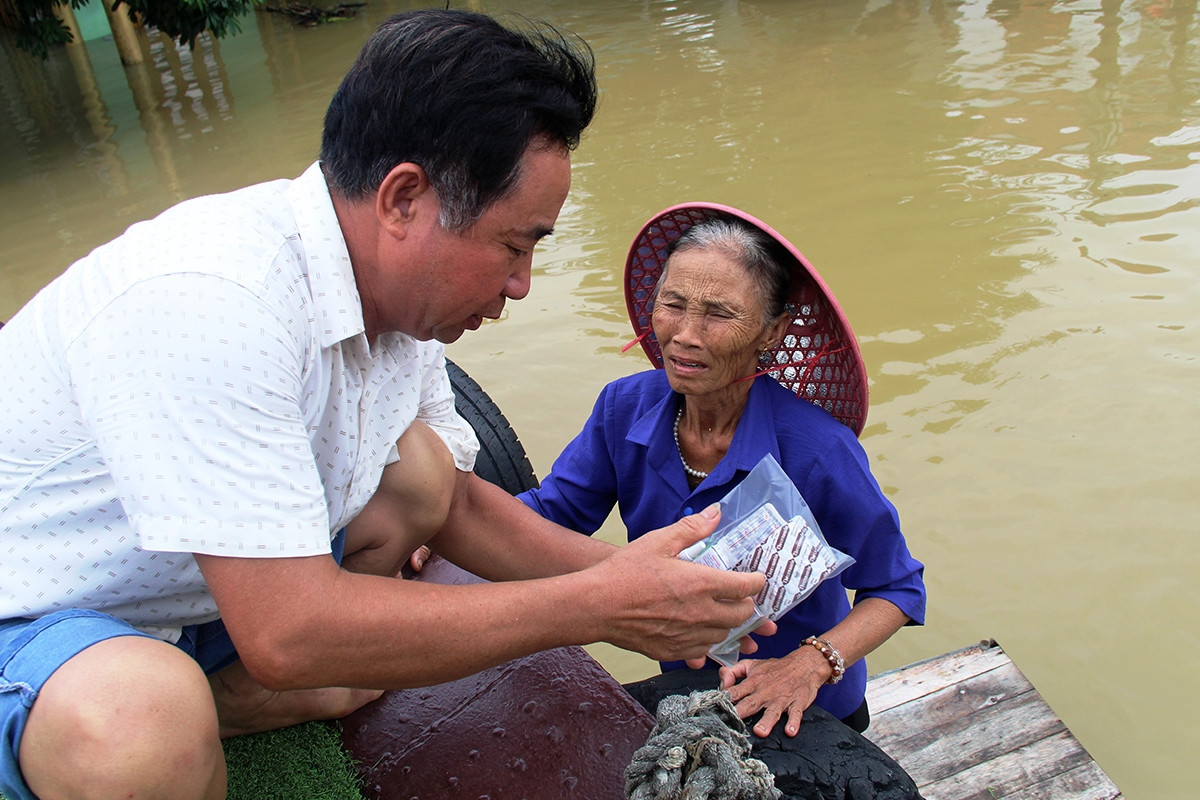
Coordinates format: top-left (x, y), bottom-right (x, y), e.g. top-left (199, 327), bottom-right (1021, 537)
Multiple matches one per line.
top-left (627, 374), bottom-right (784, 498)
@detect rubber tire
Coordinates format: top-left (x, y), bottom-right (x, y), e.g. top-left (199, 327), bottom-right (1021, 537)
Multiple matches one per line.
top-left (446, 358), bottom-right (539, 495)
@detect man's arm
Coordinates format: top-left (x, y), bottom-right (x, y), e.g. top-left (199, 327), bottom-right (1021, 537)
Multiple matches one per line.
top-left (195, 504), bottom-right (765, 692)
top-left (428, 470), bottom-right (617, 581)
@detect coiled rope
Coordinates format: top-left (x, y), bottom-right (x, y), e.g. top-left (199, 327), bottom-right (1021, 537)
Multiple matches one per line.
top-left (624, 690), bottom-right (781, 800)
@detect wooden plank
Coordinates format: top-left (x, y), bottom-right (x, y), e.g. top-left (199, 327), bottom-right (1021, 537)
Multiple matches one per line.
top-left (999, 761), bottom-right (1123, 800)
top-left (917, 731), bottom-right (1120, 800)
top-left (871, 684), bottom-right (1068, 786)
top-left (863, 640), bottom-right (1122, 800)
top-left (867, 659), bottom-right (1037, 751)
top-left (866, 639), bottom-right (1011, 713)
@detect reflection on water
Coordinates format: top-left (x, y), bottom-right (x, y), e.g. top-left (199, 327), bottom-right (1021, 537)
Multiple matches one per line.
top-left (2, 2), bottom-right (1198, 796)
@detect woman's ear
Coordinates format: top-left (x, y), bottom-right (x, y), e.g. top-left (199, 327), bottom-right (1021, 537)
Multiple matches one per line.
top-left (760, 312), bottom-right (790, 353)
top-left (375, 163), bottom-right (432, 240)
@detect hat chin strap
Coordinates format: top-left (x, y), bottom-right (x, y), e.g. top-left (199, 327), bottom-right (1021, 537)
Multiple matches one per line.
top-left (735, 341), bottom-right (852, 384)
top-left (621, 329), bottom-right (652, 354)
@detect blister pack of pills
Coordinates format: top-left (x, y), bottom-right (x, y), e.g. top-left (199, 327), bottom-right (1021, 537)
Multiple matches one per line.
top-left (678, 454), bottom-right (854, 666)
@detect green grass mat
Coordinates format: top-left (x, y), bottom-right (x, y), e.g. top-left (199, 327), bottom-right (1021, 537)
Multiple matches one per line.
top-left (224, 721), bottom-right (363, 800)
top-left (0, 722), bottom-right (360, 800)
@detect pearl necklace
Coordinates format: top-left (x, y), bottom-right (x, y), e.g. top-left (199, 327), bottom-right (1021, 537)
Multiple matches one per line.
top-left (673, 406), bottom-right (709, 481)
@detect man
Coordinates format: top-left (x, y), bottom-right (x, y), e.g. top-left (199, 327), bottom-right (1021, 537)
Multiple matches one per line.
top-left (0, 10), bottom-right (769, 800)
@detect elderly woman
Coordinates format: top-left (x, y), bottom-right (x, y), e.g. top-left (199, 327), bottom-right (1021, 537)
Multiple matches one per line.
top-left (518, 204), bottom-right (925, 737)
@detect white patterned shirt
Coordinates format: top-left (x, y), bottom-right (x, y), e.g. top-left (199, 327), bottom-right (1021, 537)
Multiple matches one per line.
top-left (0, 162), bottom-right (479, 640)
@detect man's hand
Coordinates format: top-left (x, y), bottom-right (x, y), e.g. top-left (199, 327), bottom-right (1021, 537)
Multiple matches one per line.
top-left (682, 617), bottom-right (777, 669)
top-left (585, 504), bottom-right (769, 662)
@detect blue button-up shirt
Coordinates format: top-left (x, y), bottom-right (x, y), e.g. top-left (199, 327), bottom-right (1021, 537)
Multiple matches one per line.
top-left (519, 369), bottom-right (925, 718)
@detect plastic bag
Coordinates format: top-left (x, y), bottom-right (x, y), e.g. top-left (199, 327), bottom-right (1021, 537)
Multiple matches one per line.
top-left (679, 453), bottom-right (854, 666)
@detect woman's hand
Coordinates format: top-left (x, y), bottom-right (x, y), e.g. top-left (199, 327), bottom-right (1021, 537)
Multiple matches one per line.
top-left (719, 645), bottom-right (831, 738)
top-left (719, 598), bottom-right (912, 737)
top-left (407, 545), bottom-right (432, 573)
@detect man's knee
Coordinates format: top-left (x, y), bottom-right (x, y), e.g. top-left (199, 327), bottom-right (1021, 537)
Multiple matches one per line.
top-left (391, 420), bottom-right (456, 516)
top-left (20, 636), bottom-right (225, 800)
top-left (343, 421), bottom-right (458, 575)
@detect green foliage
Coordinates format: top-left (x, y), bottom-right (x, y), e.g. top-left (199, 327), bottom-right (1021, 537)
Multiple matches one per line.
top-left (223, 720), bottom-right (365, 800)
top-left (121, 0), bottom-right (258, 48)
top-left (10, 0), bottom-right (85, 58)
top-left (9, 0), bottom-right (260, 58)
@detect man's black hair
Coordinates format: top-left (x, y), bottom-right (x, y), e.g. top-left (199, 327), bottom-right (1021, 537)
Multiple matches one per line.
top-left (321, 9), bottom-right (597, 231)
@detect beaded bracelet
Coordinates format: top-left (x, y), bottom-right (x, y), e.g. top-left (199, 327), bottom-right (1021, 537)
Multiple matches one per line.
top-left (801, 636), bottom-right (846, 685)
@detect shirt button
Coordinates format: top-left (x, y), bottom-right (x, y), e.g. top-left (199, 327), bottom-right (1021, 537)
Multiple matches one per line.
top-left (683, 507), bottom-right (693, 516)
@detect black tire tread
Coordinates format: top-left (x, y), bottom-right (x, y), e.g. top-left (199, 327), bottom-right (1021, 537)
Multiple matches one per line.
top-left (445, 358), bottom-right (539, 495)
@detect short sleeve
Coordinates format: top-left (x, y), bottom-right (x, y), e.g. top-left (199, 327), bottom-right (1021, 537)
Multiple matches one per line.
top-left (415, 350), bottom-right (479, 473)
top-left (803, 432), bottom-right (926, 625)
top-left (65, 274), bottom-right (331, 556)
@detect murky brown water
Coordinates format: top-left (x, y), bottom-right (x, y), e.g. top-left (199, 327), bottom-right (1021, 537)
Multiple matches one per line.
top-left (2, 1), bottom-right (1197, 796)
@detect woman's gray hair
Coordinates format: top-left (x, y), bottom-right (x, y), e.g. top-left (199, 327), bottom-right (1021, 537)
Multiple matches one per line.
top-left (660, 217), bottom-right (793, 325)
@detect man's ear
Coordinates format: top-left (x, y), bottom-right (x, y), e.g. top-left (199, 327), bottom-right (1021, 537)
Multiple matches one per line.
top-left (375, 163), bottom-right (432, 240)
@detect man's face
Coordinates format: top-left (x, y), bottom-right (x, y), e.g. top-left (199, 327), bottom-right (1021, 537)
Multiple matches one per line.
top-left (405, 144), bottom-right (572, 344)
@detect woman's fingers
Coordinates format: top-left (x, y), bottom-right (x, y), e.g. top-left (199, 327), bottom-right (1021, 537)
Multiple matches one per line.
top-left (721, 655), bottom-right (823, 738)
top-left (407, 545), bottom-right (431, 572)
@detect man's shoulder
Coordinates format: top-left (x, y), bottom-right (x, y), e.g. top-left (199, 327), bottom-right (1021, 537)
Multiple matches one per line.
top-left (121, 165), bottom-right (332, 273)
top-left (83, 177), bottom-right (296, 289)
top-left (151, 177), bottom-right (301, 255)
top-left (39, 171), bottom-right (336, 350)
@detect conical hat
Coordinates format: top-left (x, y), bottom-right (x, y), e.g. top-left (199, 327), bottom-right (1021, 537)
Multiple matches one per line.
top-left (624, 203), bottom-right (869, 436)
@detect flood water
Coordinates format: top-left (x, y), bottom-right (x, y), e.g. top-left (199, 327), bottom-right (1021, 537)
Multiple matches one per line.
top-left (2, 1), bottom-right (1197, 796)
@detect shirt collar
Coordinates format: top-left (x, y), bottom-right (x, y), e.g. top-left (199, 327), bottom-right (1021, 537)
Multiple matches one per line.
top-left (286, 162), bottom-right (366, 349)
top-left (719, 376), bottom-right (784, 475)
top-left (628, 373), bottom-right (783, 495)
top-left (628, 378), bottom-right (680, 485)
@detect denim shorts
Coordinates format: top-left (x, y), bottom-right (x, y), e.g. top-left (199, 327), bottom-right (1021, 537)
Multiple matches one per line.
top-left (0, 528), bottom-right (347, 799)
top-left (0, 610), bottom-right (253, 800)
top-left (0, 609), bottom-right (156, 800)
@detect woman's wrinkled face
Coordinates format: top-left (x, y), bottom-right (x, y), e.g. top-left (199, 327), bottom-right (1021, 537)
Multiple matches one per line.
top-left (651, 246), bottom-right (782, 399)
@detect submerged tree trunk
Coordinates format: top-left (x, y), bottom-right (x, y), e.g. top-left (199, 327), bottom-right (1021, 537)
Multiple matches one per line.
top-left (49, 0), bottom-right (81, 43)
top-left (101, 1), bottom-right (143, 65)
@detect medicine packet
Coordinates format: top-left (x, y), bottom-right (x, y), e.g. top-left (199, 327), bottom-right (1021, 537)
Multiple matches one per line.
top-left (678, 453), bottom-right (854, 666)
